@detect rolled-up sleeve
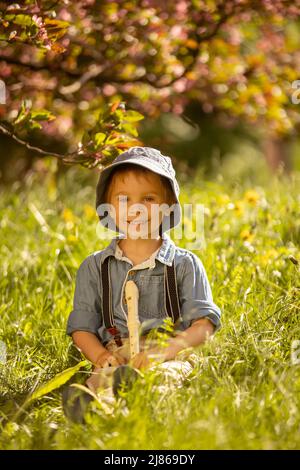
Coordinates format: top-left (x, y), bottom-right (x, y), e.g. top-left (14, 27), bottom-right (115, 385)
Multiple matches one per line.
top-left (66, 255), bottom-right (102, 338)
top-left (178, 252), bottom-right (222, 333)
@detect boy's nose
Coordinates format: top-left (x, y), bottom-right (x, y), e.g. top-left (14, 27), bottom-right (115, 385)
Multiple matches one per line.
top-left (127, 203), bottom-right (148, 217)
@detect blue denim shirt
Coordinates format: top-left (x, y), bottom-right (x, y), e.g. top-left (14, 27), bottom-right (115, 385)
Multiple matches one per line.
top-left (66, 232), bottom-right (222, 346)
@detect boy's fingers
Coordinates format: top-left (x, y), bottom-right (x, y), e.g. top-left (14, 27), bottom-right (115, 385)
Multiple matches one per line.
top-left (132, 355), bottom-right (145, 370)
top-left (117, 357), bottom-right (126, 365)
top-left (116, 354), bottom-right (127, 365)
top-left (95, 351), bottom-right (113, 368)
top-left (112, 352), bottom-right (127, 365)
top-left (108, 355), bottom-right (119, 367)
top-left (98, 355), bottom-right (117, 368)
top-left (97, 354), bottom-right (126, 368)
top-left (131, 357), bottom-right (137, 368)
top-left (95, 358), bottom-right (107, 368)
top-left (131, 354), bottom-right (141, 367)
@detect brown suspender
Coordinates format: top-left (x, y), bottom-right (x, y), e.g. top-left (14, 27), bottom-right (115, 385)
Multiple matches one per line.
top-left (101, 257), bottom-right (123, 346)
top-left (101, 256), bottom-right (181, 344)
top-left (164, 261), bottom-right (181, 324)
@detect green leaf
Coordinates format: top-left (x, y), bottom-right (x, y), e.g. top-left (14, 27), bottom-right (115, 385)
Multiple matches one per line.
top-left (121, 122), bottom-right (138, 137)
top-left (124, 110), bottom-right (144, 122)
top-left (28, 360), bottom-right (88, 404)
top-left (30, 110), bottom-right (56, 122)
top-left (5, 14), bottom-right (33, 28)
top-left (44, 18), bottom-right (69, 40)
top-left (106, 131), bottom-right (128, 145)
top-left (13, 100), bottom-right (32, 125)
top-left (26, 121), bottom-right (42, 130)
top-left (44, 18), bottom-right (69, 30)
top-left (94, 132), bottom-right (106, 147)
top-left (9, 360), bottom-right (89, 423)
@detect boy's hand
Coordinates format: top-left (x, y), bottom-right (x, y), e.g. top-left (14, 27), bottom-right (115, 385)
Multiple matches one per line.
top-left (131, 347), bottom-right (166, 370)
top-left (94, 349), bottom-right (127, 368)
top-left (85, 349), bottom-right (128, 394)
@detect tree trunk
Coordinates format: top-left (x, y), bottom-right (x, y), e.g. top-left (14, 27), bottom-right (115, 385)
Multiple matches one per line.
top-left (263, 136), bottom-right (291, 173)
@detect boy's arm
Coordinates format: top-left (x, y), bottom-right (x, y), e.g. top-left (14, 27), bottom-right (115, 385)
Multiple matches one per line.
top-left (67, 256), bottom-right (102, 338)
top-left (177, 252), bottom-right (222, 332)
top-left (160, 252), bottom-right (220, 361)
top-left (131, 251), bottom-right (221, 370)
top-left (161, 317), bottom-right (215, 361)
top-left (67, 257), bottom-right (125, 368)
top-left (72, 331), bottom-right (107, 366)
top-left (131, 318), bottom-right (214, 369)
top-left (72, 331), bottom-right (126, 367)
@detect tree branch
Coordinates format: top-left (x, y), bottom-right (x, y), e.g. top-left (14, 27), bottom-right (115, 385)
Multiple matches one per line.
top-left (0, 54), bottom-right (81, 77)
top-left (0, 122), bottom-right (111, 168)
top-left (58, 64), bottom-right (106, 95)
top-left (0, 8), bottom-right (233, 92)
top-left (0, 122), bottom-right (68, 160)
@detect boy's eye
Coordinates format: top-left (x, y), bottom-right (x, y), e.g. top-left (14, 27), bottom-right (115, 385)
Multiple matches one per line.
top-left (117, 195), bottom-right (154, 202)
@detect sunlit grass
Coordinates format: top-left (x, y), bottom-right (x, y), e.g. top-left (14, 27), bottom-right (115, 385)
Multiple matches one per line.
top-left (0, 162), bottom-right (299, 449)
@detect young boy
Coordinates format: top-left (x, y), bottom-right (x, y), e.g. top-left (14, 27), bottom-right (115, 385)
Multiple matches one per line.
top-left (64, 147), bottom-right (221, 417)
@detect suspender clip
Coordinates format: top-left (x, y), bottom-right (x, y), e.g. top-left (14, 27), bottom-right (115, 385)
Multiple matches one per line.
top-left (107, 327), bottom-right (123, 347)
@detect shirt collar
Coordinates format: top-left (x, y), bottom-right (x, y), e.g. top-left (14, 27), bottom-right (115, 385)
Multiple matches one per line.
top-left (99, 231), bottom-right (176, 267)
top-left (115, 241), bottom-right (160, 270)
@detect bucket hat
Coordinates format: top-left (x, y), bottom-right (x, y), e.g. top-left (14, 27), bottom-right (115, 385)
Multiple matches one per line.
top-left (95, 146), bottom-right (181, 233)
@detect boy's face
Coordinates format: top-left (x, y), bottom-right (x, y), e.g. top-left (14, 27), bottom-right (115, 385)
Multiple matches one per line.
top-left (108, 170), bottom-right (172, 239)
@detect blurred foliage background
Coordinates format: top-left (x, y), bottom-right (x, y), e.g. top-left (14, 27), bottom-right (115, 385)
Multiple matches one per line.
top-left (0, 0), bottom-right (300, 183)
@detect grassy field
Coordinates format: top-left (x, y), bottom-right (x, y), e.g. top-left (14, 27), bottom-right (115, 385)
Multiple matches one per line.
top-left (0, 160), bottom-right (299, 450)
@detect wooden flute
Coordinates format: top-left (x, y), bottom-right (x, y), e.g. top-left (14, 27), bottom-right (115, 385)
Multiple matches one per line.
top-left (125, 280), bottom-right (140, 359)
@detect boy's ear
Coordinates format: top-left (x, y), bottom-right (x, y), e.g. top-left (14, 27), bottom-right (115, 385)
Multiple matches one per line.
top-left (167, 199), bottom-right (177, 214)
top-left (163, 206), bottom-right (172, 216)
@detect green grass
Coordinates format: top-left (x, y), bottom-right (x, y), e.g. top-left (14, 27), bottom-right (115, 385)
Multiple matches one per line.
top-left (0, 160), bottom-right (299, 449)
